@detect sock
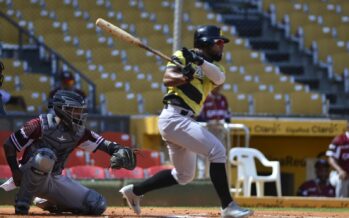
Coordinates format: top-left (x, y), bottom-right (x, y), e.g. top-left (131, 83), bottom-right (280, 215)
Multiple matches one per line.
top-left (210, 162), bottom-right (233, 209)
top-left (133, 169), bottom-right (178, 196)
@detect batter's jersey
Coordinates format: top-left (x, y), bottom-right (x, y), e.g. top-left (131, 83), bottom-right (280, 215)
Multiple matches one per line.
top-left (297, 179), bottom-right (335, 197)
top-left (197, 93), bottom-right (230, 122)
top-left (326, 132), bottom-right (349, 173)
top-left (163, 50), bottom-right (225, 116)
top-left (8, 114), bottom-right (105, 174)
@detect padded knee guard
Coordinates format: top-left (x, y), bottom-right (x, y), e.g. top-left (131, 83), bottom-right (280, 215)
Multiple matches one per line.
top-left (82, 190), bottom-right (107, 215)
top-left (31, 148), bottom-right (57, 175)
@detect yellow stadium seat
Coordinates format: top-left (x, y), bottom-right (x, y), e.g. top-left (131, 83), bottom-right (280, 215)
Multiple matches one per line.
top-left (236, 82), bottom-right (269, 94)
top-left (274, 0), bottom-right (300, 23)
top-left (230, 49), bottom-right (262, 66)
top-left (141, 90), bottom-right (164, 114)
top-left (68, 19), bottom-right (95, 36)
top-left (289, 91), bottom-right (328, 116)
top-left (331, 52), bottom-right (349, 75)
top-left (103, 63), bottom-right (126, 74)
top-left (341, 3), bottom-right (349, 14)
top-left (19, 74), bottom-right (53, 93)
top-left (142, 0), bottom-right (173, 13)
top-left (0, 19), bottom-right (24, 44)
top-left (316, 38), bottom-right (347, 62)
top-left (244, 63), bottom-right (278, 75)
top-left (302, 25), bottom-right (333, 49)
top-left (128, 79), bottom-right (161, 93)
top-left (0, 59), bottom-right (25, 75)
top-left (56, 46), bottom-right (86, 63)
top-left (11, 90), bottom-right (47, 113)
top-left (288, 11), bottom-right (317, 36)
top-left (222, 92), bottom-right (251, 115)
top-left (257, 72), bottom-right (289, 85)
top-left (320, 14), bottom-right (343, 27)
top-left (91, 47), bottom-right (123, 66)
top-left (86, 8), bottom-right (109, 22)
top-left (2, 75), bottom-right (19, 92)
top-left (103, 91), bottom-right (139, 115)
top-left (336, 24), bottom-right (349, 41)
top-left (252, 93), bottom-right (287, 115)
top-left (225, 73), bottom-right (254, 84)
top-left (272, 81), bottom-right (307, 94)
top-left (306, 1), bottom-right (337, 15)
top-left (115, 72), bottom-right (139, 82)
top-left (77, 0), bottom-right (98, 11)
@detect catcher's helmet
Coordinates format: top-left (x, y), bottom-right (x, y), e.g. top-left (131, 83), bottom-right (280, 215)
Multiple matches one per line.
top-left (52, 90), bottom-right (87, 133)
top-left (194, 25), bottom-right (229, 48)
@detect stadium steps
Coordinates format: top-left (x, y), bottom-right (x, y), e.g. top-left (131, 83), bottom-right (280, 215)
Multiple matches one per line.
top-left (205, 0), bottom-right (349, 117)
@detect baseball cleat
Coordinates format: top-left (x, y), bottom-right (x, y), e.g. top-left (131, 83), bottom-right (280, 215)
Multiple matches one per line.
top-left (221, 201), bottom-right (254, 218)
top-left (119, 184), bottom-right (143, 215)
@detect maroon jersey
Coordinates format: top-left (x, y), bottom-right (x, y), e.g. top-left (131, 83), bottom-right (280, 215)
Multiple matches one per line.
top-left (197, 93), bottom-right (230, 122)
top-left (297, 179), bottom-right (335, 197)
top-left (8, 115), bottom-right (104, 174)
top-left (326, 133), bottom-right (349, 173)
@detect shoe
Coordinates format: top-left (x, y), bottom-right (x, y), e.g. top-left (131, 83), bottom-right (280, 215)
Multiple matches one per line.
top-left (15, 201), bottom-right (29, 215)
top-left (119, 184), bottom-right (142, 215)
top-left (33, 197), bottom-right (62, 214)
top-left (221, 201), bottom-right (253, 218)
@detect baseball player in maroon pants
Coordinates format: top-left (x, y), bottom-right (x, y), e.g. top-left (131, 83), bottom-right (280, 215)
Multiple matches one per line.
top-left (120, 25), bottom-right (253, 218)
top-left (2, 90), bottom-right (136, 215)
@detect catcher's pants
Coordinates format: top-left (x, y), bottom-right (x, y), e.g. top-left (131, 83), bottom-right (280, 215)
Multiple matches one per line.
top-left (158, 104), bottom-right (226, 185)
top-left (329, 170), bottom-right (349, 197)
top-left (17, 158), bottom-right (98, 212)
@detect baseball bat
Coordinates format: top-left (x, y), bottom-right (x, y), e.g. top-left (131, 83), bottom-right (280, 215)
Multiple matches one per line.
top-left (95, 18), bottom-right (184, 68)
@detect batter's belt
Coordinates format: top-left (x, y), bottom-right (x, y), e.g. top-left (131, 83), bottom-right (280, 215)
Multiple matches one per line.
top-left (164, 104), bottom-right (195, 118)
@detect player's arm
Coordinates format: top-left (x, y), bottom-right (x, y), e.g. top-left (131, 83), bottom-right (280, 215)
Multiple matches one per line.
top-left (328, 156), bottom-right (347, 179)
top-left (3, 118), bottom-right (41, 185)
top-left (163, 66), bottom-right (190, 87)
top-left (78, 130), bottom-right (136, 170)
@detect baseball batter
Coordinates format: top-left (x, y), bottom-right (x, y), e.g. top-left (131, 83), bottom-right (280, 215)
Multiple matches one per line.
top-left (3, 90), bottom-right (136, 215)
top-left (120, 25), bottom-right (253, 218)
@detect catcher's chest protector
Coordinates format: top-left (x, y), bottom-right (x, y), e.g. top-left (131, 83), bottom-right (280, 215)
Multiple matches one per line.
top-left (24, 114), bottom-right (84, 174)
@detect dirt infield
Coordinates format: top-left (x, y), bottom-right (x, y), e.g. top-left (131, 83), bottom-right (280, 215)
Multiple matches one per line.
top-left (1, 206), bottom-right (349, 218)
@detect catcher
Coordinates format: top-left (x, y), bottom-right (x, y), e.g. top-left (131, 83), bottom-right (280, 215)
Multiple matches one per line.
top-left (2, 90), bottom-right (136, 215)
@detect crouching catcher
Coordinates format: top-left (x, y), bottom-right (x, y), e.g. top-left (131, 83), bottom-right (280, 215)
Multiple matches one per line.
top-left (2, 90), bottom-right (136, 215)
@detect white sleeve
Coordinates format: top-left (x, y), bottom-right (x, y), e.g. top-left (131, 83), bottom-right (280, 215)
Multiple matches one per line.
top-left (201, 61), bottom-right (225, 85)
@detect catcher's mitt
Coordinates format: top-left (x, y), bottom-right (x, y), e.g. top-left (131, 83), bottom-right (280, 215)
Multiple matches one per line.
top-left (110, 148), bottom-right (137, 170)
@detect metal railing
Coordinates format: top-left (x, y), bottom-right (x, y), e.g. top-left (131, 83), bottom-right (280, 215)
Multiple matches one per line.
top-left (0, 11), bottom-right (97, 112)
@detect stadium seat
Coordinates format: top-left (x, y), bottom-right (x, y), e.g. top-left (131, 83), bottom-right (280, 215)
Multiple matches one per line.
top-left (229, 147), bottom-right (282, 197)
top-left (252, 93), bottom-right (287, 115)
top-left (141, 90), bottom-right (165, 115)
top-left (108, 167), bottom-right (144, 179)
top-left (19, 74), bottom-right (53, 93)
top-left (136, 149), bottom-right (163, 169)
top-left (222, 92), bottom-right (251, 115)
top-left (68, 165), bottom-right (106, 179)
top-left (144, 165), bottom-right (174, 178)
top-left (289, 91), bottom-right (328, 116)
top-left (65, 149), bottom-right (88, 168)
top-left (102, 91), bottom-right (140, 115)
top-left (0, 165), bottom-right (12, 179)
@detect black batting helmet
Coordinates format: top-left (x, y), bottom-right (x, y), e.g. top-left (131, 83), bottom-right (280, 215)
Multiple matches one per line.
top-left (52, 90), bottom-right (87, 133)
top-left (194, 25), bottom-right (229, 48)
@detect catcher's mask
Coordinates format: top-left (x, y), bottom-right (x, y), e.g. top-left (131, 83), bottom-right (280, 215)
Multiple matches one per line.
top-left (194, 25), bottom-right (229, 48)
top-left (52, 90), bottom-right (87, 133)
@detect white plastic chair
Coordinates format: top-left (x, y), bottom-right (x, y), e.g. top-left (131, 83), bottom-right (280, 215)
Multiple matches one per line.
top-left (229, 147), bottom-right (282, 197)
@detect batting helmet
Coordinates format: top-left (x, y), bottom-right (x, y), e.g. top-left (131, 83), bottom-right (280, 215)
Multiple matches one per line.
top-left (194, 25), bottom-right (229, 48)
top-left (52, 90), bottom-right (87, 133)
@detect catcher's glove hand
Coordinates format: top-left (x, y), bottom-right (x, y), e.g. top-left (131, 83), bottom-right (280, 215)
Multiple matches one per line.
top-left (110, 147), bottom-right (137, 170)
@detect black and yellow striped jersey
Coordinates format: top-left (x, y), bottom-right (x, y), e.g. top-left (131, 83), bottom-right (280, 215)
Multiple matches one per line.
top-left (163, 49), bottom-right (225, 116)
